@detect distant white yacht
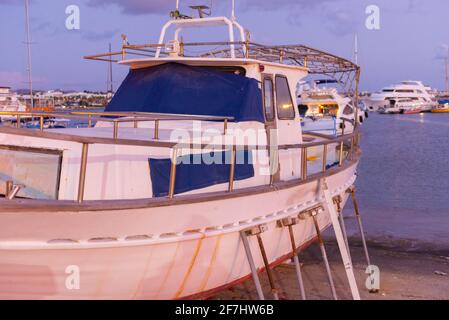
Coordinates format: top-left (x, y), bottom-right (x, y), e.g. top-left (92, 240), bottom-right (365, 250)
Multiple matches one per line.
top-left (0, 87), bottom-right (26, 121)
top-left (363, 81), bottom-right (438, 112)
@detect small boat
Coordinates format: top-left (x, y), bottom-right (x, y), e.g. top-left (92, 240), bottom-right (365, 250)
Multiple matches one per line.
top-left (298, 86), bottom-right (361, 136)
top-left (25, 118), bottom-right (71, 129)
top-left (0, 87), bottom-right (26, 121)
top-left (379, 98), bottom-right (424, 114)
top-left (432, 101), bottom-right (449, 113)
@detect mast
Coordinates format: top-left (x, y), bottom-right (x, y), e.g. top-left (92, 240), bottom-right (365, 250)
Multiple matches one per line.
top-left (353, 33), bottom-right (358, 65)
top-left (107, 43), bottom-right (113, 93)
top-left (445, 46), bottom-right (448, 94)
top-left (24, 0), bottom-right (34, 110)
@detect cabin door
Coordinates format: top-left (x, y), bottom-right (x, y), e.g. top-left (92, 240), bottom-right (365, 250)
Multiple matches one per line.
top-left (261, 74), bottom-right (280, 183)
top-left (272, 75), bottom-right (302, 181)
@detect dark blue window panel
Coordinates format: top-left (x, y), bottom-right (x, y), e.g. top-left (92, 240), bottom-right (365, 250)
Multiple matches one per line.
top-left (106, 63), bottom-right (264, 123)
top-left (149, 150), bottom-right (254, 197)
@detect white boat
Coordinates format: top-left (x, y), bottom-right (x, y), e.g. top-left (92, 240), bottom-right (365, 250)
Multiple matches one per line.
top-left (379, 98), bottom-right (426, 115)
top-left (298, 86), bottom-right (362, 136)
top-left (0, 87), bottom-right (26, 121)
top-left (0, 8), bottom-right (364, 300)
top-left (363, 80), bottom-right (438, 112)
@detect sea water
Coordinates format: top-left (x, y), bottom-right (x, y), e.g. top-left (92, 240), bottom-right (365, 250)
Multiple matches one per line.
top-left (343, 112), bottom-right (449, 250)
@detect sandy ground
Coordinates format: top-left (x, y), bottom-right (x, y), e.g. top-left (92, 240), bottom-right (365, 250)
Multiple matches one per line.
top-left (212, 241), bottom-right (449, 300)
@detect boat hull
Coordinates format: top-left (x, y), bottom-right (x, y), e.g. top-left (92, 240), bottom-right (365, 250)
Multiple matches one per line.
top-left (431, 108), bottom-right (449, 113)
top-left (0, 162), bottom-right (357, 300)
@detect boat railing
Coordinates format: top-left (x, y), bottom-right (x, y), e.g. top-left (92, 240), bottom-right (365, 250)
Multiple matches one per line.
top-left (0, 111), bottom-right (360, 203)
top-left (84, 41), bottom-right (358, 73)
top-left (0, 111), bottom-right (233, 139)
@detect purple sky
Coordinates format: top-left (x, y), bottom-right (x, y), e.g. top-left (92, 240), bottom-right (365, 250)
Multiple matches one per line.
top-left (0, 0), bottom-right (448, 92)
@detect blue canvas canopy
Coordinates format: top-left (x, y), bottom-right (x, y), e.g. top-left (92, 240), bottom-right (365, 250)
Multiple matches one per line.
top-left (149, 150), bottom-right (254, 197)
top-left (106, 63), bottom-right (264, 122)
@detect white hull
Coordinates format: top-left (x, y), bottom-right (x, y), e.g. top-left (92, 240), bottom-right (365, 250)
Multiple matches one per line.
top-left (0, 163), bottom-right (356, 299)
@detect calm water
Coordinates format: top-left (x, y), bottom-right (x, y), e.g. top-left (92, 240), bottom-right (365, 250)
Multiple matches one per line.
top-left (358, 112), bottom-right (449, 211)
top-left (344, 112), bottom-right (449, 249)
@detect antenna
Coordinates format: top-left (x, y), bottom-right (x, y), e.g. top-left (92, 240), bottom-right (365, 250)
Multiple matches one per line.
top-left (353, 33), bottom-right (358, 65)
top-left (24, 0), bottom-right (34, 110)
top-left (445, 45), bottom-right (449, 94)
top-left (232, 0), bottom-right (235, 20)
top-left (189, 5), bottom-right (211, 18)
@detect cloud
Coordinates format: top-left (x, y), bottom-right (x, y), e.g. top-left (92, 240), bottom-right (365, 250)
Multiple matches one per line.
top-left (84, 0), bottom-right (333, 16)
top-left (240, 0), bottom-right (330, 11)
top-left (82, 29), bottom-right (120, 41)
top-left (86, 0), bottom-right (172, 15)
top-left (323, 9), bottom-right (358, 36)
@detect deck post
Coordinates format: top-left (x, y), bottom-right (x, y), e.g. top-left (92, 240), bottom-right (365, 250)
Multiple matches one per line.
top-left (113, 121), bottom-right (119, 139)
top-left (39, 116), bottom-right (44, 131)
top-left (322, 144), bottom-right (327, 173)
top-left (154, 120), bottom-right (160, 140)
top-left (339, 122), bottom-right (345, 166)
top-left (301, 147), bottom-right (308, 180)
top-left (239, 230), bottom-right (265, 300)
top-left (5, 180), bottom-right (13, 198)
top-left (77, 143), bottom-right (89, 203)
top-left (228, 145), bottom-right (236, 192)
top-left (168, 147), bottom-right (178, 198)
top-left (223, 118), bottom-right (228, 135)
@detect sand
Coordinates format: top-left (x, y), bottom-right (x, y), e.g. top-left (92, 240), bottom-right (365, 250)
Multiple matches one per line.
top-left (212, 241), bottom-right (449, 300)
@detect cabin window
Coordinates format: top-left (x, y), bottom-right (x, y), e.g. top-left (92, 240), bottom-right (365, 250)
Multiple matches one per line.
top-left (149, 151), bottom-right (254, 197)
top-left (342, 105), bottom-right (354, 115)
top-left (0, 145), bottom-right (62, 200)
top-left (275, 76), bottom-right (295, 119)
top-left (263, 78), bottom-right (275, 121)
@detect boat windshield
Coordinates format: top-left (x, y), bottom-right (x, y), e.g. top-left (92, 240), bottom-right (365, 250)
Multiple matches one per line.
top-left (106, 63), bottom-right (264, 123)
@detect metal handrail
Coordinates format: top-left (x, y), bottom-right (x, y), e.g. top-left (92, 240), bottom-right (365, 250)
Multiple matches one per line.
top-left (0, 121), bottom-right (360, 202)
top-left (0, 111), bottom-right (233, 139)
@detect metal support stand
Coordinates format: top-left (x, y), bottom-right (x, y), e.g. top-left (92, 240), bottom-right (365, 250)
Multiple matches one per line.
top-left (322, 181), bottom-right (361, 300)
top-left (348, 186), bottom-right (372, 268)
top-left (240, 230), bottom-right (265, 300)
top-left (334, 196), bottom-right (352, 265)
top-left (310, 210), bottom-right (338, 300)
top-left (244, 224), bottom-right (279, 300)
top-left (277, 217), bottom-right (306, 300)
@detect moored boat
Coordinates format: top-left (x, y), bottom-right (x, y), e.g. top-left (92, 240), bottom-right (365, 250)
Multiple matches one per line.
top-left (432, 100), bottom-right (449, 113)
top-left (298, 85), bottom-right (363, 136)
top-left (0, 6), bottom-right (364, 300)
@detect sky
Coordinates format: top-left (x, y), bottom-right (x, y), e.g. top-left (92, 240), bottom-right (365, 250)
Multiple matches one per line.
top-left (0, 0), bottom-right (448, 92)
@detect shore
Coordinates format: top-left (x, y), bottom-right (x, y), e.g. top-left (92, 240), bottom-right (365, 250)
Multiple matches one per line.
top-left (212, 240), bottom-right (449, 300)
